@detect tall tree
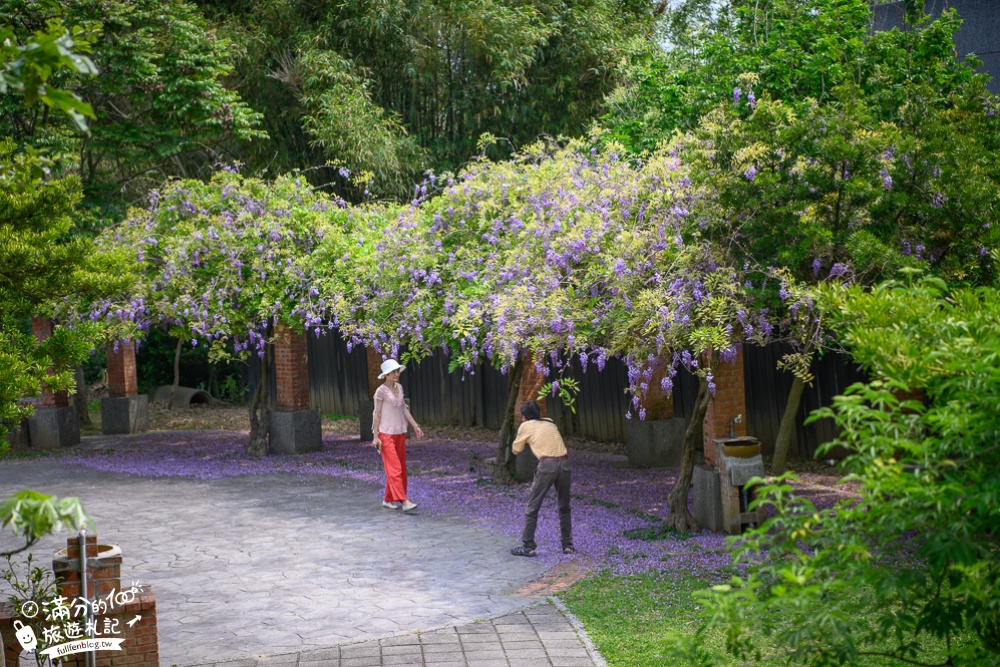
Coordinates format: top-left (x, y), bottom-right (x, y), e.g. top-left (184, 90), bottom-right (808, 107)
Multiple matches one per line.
top-left (0, 8), bottom-right (132, 433)
top-left (194, 0), bottom-right (657, 198)
top-left (604, 0), bottom-right (1000, 471)
top-left (1, 0), bottom-right (265, 223)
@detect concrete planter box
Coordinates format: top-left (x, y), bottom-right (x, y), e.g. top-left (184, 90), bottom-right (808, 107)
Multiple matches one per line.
top-left (27, 405), bottom-right (80, 449)
top-left (101, 395), bottom-right (149, 435)
top-left (626, 418), bottom-right (687, 468)
top-left (269, 408), bottom-right (322, 454)
top-left (515, 447), bottom-right (538, 482)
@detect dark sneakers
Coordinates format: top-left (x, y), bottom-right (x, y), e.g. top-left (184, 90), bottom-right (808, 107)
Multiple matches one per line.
top-left (510, 546), bottom-right (537, 557)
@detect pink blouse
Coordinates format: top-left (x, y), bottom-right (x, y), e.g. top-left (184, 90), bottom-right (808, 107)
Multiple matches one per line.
top-left (373, 383), bottom-right (408, 435)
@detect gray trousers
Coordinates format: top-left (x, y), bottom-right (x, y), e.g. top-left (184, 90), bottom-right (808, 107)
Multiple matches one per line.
top-left (521, 458), bottom-right (573, 550)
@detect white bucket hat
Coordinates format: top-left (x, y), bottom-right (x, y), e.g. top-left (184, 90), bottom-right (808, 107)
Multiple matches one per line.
top-left (377, 359), bottom-right (406, 379)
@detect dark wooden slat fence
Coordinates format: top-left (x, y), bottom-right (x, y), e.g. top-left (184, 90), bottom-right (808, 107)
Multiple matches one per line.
top-left (244, 333), bottom-right (867, 460)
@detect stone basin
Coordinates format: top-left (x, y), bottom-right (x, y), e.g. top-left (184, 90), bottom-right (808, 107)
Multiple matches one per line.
top-left (718, 436), bottom-right (761, 458)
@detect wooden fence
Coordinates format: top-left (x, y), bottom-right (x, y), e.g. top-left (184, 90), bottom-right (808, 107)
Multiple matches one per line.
top-left (244, 332), bottom-right (867, 460)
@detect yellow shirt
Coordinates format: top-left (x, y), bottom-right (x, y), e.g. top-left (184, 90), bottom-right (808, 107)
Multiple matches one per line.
top-left (512, 419), bottom-right (567, 458)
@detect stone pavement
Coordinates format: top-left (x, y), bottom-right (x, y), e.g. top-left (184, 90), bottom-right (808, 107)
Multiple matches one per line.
top-left (208, 603), bottom-right (599, 667)
top-left (1, 437), bottom-right (601, 667)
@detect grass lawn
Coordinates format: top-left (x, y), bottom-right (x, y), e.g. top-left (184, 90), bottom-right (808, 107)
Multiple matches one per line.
top-left (561, 569), bottom-right (979, 667)
top-left (561, 569), bottom-right (731, 667)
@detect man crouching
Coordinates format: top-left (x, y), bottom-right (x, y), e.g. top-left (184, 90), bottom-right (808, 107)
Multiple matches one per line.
top-left (510, 401), bottom-right (575, 557)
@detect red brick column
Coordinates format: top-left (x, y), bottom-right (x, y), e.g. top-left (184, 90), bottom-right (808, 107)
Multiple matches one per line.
top-left (639, 361), bottom-right (674, 420)
top-left (366, 346), bottom-right (384, 398)
top-left (106, 341), bottom-right (138, 398)
top-left (515, 352), bottom-right (548, 419)
top-left (274, 324), bottom-right (310, 411)
top-left (893, 388), bottom-right (925, 413)
top-left (32, 317), bottom-right (68, 408)
top-left (703, 345), bottom-right (747, 469)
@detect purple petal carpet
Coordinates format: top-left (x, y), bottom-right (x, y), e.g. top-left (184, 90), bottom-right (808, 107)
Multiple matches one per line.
top-left (59, 431), bottom-right (858, 578)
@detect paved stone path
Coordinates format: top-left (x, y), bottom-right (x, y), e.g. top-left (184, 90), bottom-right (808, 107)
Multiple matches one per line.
top-left (207, 603), bottom-right (598, 667)
top-left (1, 439), bottom-right (601, 667)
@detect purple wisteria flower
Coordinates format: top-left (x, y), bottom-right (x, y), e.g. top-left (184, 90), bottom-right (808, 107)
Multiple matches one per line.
top-left (733, 87), bottom-right (742, 105)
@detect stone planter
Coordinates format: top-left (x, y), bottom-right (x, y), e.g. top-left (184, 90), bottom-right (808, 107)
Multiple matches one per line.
top-left (626, 418), bottom-right (687, 468)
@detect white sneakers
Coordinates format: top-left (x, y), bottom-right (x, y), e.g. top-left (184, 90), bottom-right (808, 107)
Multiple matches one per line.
top-left (382, 500), bottom-right (418, 512)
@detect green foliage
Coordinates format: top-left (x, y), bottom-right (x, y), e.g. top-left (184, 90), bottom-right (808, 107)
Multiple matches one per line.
top-left (539, 377), bottom-right (580, 414)
top-left (675, 278), bottom-right (1000, 666)
top-left (296, 47), bottom-right (424, 197)
top-left (195, 0), bottom-right (656, 198)
top-left (606, 0), bottom-right (999, 286)
top-left (3, 553), bottom-right (74, 665)
top-left (0, 490), bottom-right (89, 557)
top-left (0, 2), bottom-right (98, 131)
top-left (2, 0), bottom-right (266, 217)
top-left (0, 140), bottom-right (134, 428)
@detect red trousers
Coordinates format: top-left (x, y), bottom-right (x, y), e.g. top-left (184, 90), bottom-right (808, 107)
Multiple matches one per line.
top-left (378, 432), bottom-right (408, 502)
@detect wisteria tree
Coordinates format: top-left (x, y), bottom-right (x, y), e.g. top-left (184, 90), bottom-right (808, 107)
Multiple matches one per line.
top-left (314, 139), bottom-right (779, 525)
top-left (97, 169), bottom-right (344, 455)
top-left (314, 139), bottom-right (650, 482)
top-left (609, 0), bottom-right (1000, 474)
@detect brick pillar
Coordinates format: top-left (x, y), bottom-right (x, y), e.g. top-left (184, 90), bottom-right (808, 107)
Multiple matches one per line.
top-left (274, 325), bottom-right (311, 412)
top-left (268, 323), bottom-right (321, 453)
top-left (102, 341), bottom-right (148, 435)
top-left (32, 317), bottom-right (69, 409)
top-left (27, 317), bottom-right (79, 448)
top-left (703, 345), bottom-right (747, 469)
top-left (515, 353), bottom-right (548, 419)
top-left (639, 361), bottom-right (674, 420)
top-left (366, 346), bottom-right (384, 399)
top-left (106, 342), bottom-right (138, 398)
top-left (625, 360), bottom-right (684, 469)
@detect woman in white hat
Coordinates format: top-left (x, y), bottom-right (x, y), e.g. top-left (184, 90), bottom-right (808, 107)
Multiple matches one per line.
top-left (371, 358), bottom-right (424, 511)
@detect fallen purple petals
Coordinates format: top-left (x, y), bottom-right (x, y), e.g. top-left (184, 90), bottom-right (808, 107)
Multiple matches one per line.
top-left (59, 431), bottom-right (857, 577)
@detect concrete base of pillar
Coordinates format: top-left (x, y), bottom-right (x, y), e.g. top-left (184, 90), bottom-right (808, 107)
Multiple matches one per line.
top-left (626, 418), bottom-right (687, 468)
top-left (28, 406), bottom-right (80, 449)
top-left (101, 395), bottom-right (149, 435)
top-left (692, 464), bottom-right (724, 533)
top-left (515, 447), bottom-right (538, 483)
top-left (269, 409), bottom-right (322, 454)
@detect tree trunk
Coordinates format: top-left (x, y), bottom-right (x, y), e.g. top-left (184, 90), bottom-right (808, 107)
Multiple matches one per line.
top-left (492, 356), bottom-right (525, 485)
top-left (74, 366), bottom-right (91, 426)
top-left (247, 341), bottom-right (272, 457)
top-left (665, 373), bottom-right (712, 531)
top-left (208, 363), bottom-right (218, 401)
top-left (771, 375), bottom-right (806, 476)
top-left (168, 338), bottom-right (182, 409)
